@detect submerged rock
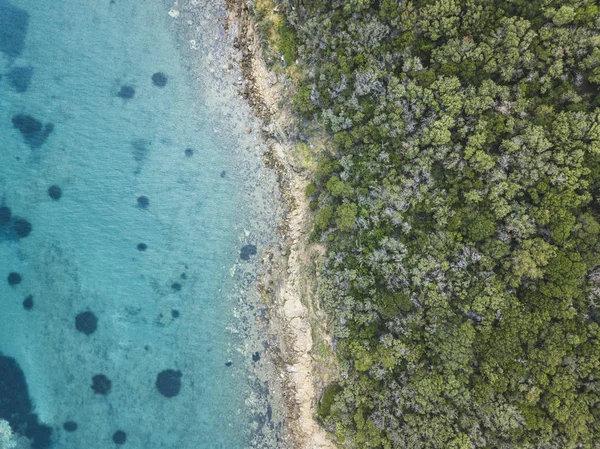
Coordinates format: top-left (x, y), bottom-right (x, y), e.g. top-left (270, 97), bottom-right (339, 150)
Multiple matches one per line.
top-left (184, 148), bottom-right (193, 157)
top-left (0, 0), bottom-right (29, 59)
top-left (117, 85), bottom-right (135, 99)
top-left (137, 243), bottom-right (147, 251)
top-left (91, 374), bottom-right (111, 395)
top-left (155, 369), bottom-right (181, 398)
top-left (75, 311), bottom-right (97, 335)
top-left (63, 421), bottom-right (77, 432)
top-left (112, 430), bottom-right (127, 444)
top-left (12, 114), bottom-right (41, 134)
top-left (11, 114), bottom-right (53, 148)
top-left (151, 72), bottom-right (167, 87)
top-left (7, 66), bottom-right (33, 92)
top-left (13, 218), bottom-right (32, 238)
top-left (137, 195), bottom-right (149, 209)
top-left (7, 272), bottom-right (21, 285)
top-left (240, 244), bottom-right (257, 261)
top-left (171, 309), bottom-right (179, 318)
top-left (47, 185), bottom-right (61, 200)
top-left (171, 282), bottom-right (181, 292)
top-left (23, 295), bottom-right (33, 310)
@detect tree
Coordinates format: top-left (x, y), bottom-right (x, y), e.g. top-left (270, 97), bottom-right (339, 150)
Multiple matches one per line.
top-left (335, 203), bottom-right (358, 232)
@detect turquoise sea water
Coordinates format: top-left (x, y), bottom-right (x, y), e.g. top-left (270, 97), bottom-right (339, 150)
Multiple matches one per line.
top-left (0, 0), bottom-right (283, 448)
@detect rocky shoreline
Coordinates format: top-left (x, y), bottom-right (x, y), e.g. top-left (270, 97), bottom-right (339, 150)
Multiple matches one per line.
top-left (223, 1), bottom-right (338, 448)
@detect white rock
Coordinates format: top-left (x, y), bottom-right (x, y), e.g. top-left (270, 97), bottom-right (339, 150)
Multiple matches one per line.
top-left (168, 8), bottom-right (180, 18)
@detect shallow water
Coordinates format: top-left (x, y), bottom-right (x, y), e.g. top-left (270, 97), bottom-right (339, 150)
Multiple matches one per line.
top-left (0, 0), bottom-right (283, 448)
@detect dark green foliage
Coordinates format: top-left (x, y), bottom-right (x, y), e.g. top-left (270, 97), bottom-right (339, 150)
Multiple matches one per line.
top-left (318, 384), bottom-right (342, 418)
top-left (277, 17), bottom-right (297, 65)
top-left (314, 205), bottom-right (333, 230)
top-left (283, 0), bottom-right (600, 447)
top-left (466, 213), bottom-right (496, 242)
top-left (294, 83), bottom-right (316, 116)
top-left (305, 182), bottom-right (318, 198)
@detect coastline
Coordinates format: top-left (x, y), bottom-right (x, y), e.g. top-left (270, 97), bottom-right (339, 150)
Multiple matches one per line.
top-left (223, 1), bottom-right (339, 448)
top-left (168, 2), bottom-right (600, 448)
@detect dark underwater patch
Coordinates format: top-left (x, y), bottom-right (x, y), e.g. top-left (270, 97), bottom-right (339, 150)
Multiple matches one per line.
top-left (47, 185), bottom-right (61, 200)
top-left (117, 85), bottom-right (135, 99)
top-left (0, 0), bottom-right (29, 59)
top-left (0, 206), bottom-right (11, 224)
top-left (184, 148), bottom-right (193, 157)
top-left (112, 430), bottom-right (127, 444)
top-left (137, 195), bottom-right (149, 209)
top-left (240, 244), bottom-right (257, 260)
top-left (155, 369), bottom-right (181, 398)
top-left (75, 311), bottom-right (97, 335)
top-left (7, 65), bottom-right (33, 92)
top-left (131, 139), bottom-right (150, 173)
top-left (137, 243), bottom-right (147, 251)
top-left (0, 208), bottom-right (32, 241)
top-left (7, 271), bottom-right (21, 285)
top-left (151, 72), bottom-right (167, 87)
top-left (12, 114), bottom-right (41, 134)
top-left (13, 217), bottom-right (32, 238)
top-left (24, 417), bottom-right (52, 449)
top-left (0, 354), bottom-right (30, 429)
top-left (23, 295), bottom-right (33, 310)
top-left (11, 114), bottom-right (54, 148)
top-left (0, 353), bottom-right (52, 449)
top-left (91, 374), bottom-right (111, 395)
top-left (171, 282), bottom-right (181, 292)
top-left (62, 421), bottom-right (77, 432)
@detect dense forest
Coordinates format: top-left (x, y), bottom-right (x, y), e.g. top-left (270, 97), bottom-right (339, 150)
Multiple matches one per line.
top-left (267, 0), bottom-right (600, 447)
